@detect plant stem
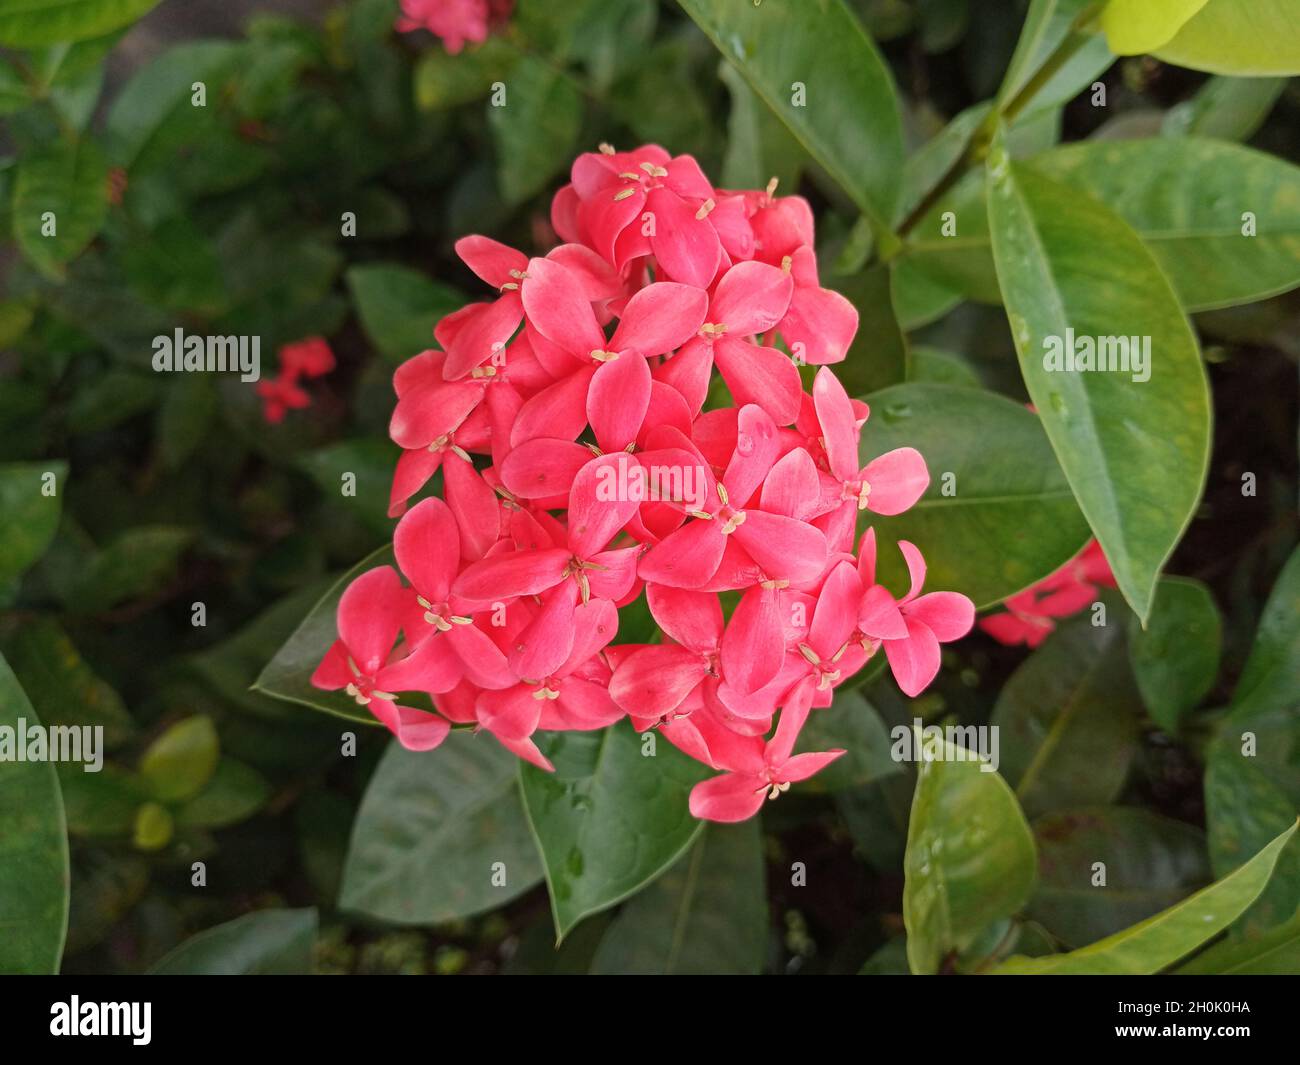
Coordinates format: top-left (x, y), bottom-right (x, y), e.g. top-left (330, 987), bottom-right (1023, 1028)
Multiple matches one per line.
top-left (887, 1), bottom-right (1106, 251)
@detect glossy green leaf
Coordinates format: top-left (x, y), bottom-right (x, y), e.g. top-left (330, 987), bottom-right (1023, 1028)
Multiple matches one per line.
top-left (139, 715), bottom-right (219, 803)
top-left (858, 383), bottom-right (1090, 609)
top-left (990, 820), bottom-right (1298, 973)
top-left (339, 735), bottom-right (543, 924)
top-left (0, 654), bottom-right (69, 973)
top-left (487, 55), bottom-right (582, 206)
top-left (678, 0), bottom-right (903, 237)
top-left (1031, 139), bottom-right (1300, 312)
top-left (987, 143), bottom-right (1210, 622)
top-left (0, 0), bottom-right (158, 47)
top-left (345, 263), bottom-right (463, 365)
top-left (1101, 0), bottom-right (1208, 55)
top-left (904, 138), bottom-right (1300, 313)
top-left (0, 461), bottom-right (66, 589)
top-left (1177, 909), bottom-right (1300, 974)
top-left (520, 723), bottom-right (710, 941)
top-left (992, 612), bottom-right (1142, 816)
top-left (1029, 807), bottom-right (1210, 947)
top-left (1155, 0), bottom-right (1300, 76)
top-left (903, 734), bottom-right (1038, 974)
top-left (13, 138), bottom-right (108, 280)
top-left (590, 821), bottom-right (766, 974)
top-left (1129, 577), bottom-right (1221, 732)
top-left (173, 759), bottom-right (272, 830)
top-left (719, 60), bottom-right (803, 193)
top-left (149, 908), bottom-right (318, 975)
top-left (253, 546), bottom-right (395, 726)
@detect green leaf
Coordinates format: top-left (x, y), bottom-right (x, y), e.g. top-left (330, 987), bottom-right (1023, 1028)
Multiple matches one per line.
top-left (991, 611), bottom-right (1142, 817)
top-left (678, 0), bottom-right (903, 239)
top-left (1129, 576), bottom-right (1221, 732)
top-left (253, 546), bottom-right (395, 726)
top-left (828, 264), bottom-right (907, 396)
top-left (0, 653), bottom-right (69, 973)
top-left (1030, 139), bottom-right (1300, 312)
top-left (173, 758), bottom-right (271, 829)
top-left (1162, 75), bottom-right (1287, 141)
top-left (149, 908), bottom-right (318, 974)
top-left (58, 765), bottom-right (145, 837)
top-left (0, 461), bottom-right (65, 588)
top-left (68, 525), bottom-right (192, 613)
top-left (1155, 0), bottom-right (1300, 76)
top-left (986, 142), bottom-right (1210, 622)
top-left (339, 735), bottom-right (543, 924)
top-left (903, 733), bottom-right (1038, 974)
top-left (590, 821), bottom-right (766, 974)
top-left (297, 438), bottom-right (400, 538)
top-left (13, 137), bottom-right (108, 280)
top-left (520, 723), bottom-right (710, 941)
top-left (794, 689), bottom-right (898, 792)
top-left (106, 42), bottom-right (239, 171)
top-left (903, 137), bottom-right (1300, 313)
top-left (1204, 747), bottom-right (1300, 936)
top-left (1028, 807), bottom-right (1210, 947)
top-left (1101, 0), bottom-right (1208, 55)
top-left (990, 820), bottom-right (1298, 973)
top-left (719, 60), bottom-right (803, 192)
top-left (346, 263), bottom-right (463, 365)
top-left (132, 800), bottom-right (173, 850)
top-left (139, 716), bottom-right (219, 803)
top-left (857, 383), bottom-right (1090, 609)
top-left (907, 347), bottom-right (982, 389)
top-left (414, 34), bottom-right (515, 110)
top-left (1231, 545), bottom-right (1300, 721)
top-left (487, 55), bottom-right (583, 206)
top-left (0, 0), bottom-right (158, 47)
top-left (998, 0), bottom-right (1115, 118)
top-left (2, 616), bottom-right (133, 748)
top-left (1177, 909), bottom-right (1300, 974)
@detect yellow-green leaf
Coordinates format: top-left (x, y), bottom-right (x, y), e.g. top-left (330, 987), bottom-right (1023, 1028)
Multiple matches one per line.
top-left (990, 820), bottom-right (1298, 973)
top-left (1101, 0), bottom-right (1209, 56)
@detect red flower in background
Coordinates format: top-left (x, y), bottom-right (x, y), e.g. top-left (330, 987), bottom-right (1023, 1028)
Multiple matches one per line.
top-left (258, 336), bottom-right (335, 424)
top-left (979, 540), bottom-right (1116, 648)
top-left (396, 0), bottom-right (513, 54)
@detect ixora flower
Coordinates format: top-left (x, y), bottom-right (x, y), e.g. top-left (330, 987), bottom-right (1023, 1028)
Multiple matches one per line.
top-left (312, 144), bottom-right (976, 822)
top-left (395, 0), bottom-right (513, 55)
top-left (980, 539), bottom-right (1115, 647)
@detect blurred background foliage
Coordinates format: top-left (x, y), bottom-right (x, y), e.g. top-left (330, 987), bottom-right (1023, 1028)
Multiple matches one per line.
top-left (0, 0), bottom-right (1296, 975)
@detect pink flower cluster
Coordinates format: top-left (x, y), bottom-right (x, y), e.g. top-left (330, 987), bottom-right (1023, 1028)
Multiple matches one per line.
top-left (258, 336), bottom-right (336, 424)
top-left (979, 540), bottom-right (1115, 648)
top-left (312, 144), bottom-right (975, 822)
top-left (396, 0), bottom-right (513, 54)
